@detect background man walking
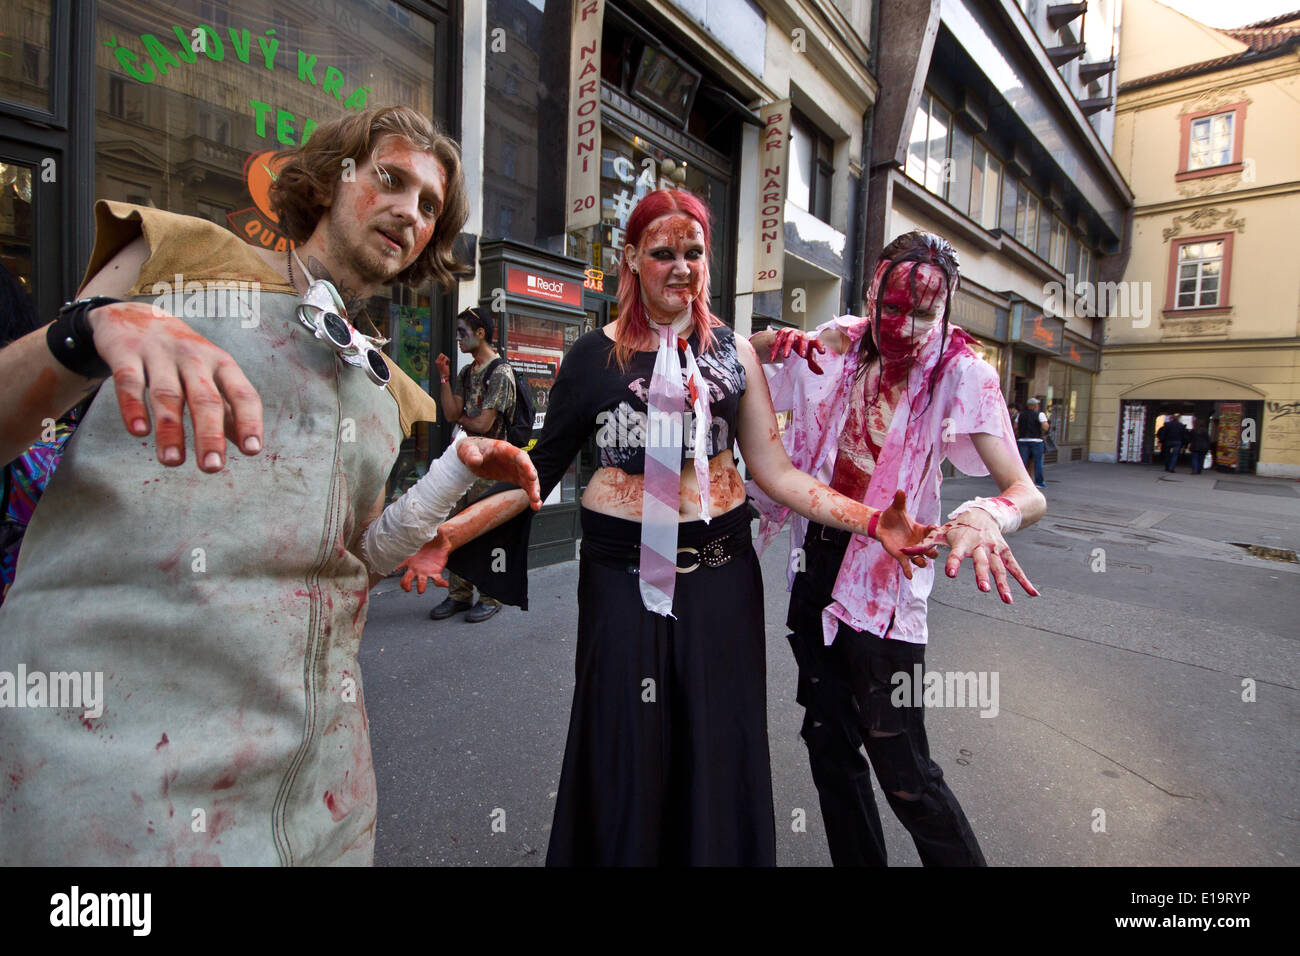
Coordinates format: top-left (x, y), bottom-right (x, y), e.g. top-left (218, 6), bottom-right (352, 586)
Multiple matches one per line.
top-left (1017, 396), bottom-right (1050, 488)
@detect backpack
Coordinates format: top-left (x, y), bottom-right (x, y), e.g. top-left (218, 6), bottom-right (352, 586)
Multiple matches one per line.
top-left (484, 358), bottom-right (536, 449)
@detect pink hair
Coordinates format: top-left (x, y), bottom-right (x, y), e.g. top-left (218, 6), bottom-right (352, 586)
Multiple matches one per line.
top-left (613, 188), bottom-right (720, 370)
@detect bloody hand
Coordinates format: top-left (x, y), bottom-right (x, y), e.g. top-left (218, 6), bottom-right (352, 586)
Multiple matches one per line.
top-left (88, 301), bottom-right (264, 472)
top-left (397, 528), bottom-right (455, 593)
top-left (769, 328), bottom-right (826, 375)
top-left (872, 490), bottom-right (939, 581)
top-left (434, 353), bottom-right (451, 379)
top-left (458, 437), bottom-right (542, 510)
top-left (901, 508), bottom-right (1039, 603)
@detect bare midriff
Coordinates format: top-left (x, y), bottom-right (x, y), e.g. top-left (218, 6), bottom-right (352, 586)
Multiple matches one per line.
top-left (581, 450), bottom-right (747, 521)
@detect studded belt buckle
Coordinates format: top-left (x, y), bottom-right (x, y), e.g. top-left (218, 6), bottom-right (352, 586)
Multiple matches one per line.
top-left (675, 546), bottom-right (701, 573)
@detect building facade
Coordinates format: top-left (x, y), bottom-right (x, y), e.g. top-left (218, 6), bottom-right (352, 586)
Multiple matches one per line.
top-left (1089, 0), bottom-right (1300, 477)
top-left (847, 0), bottom-right (1132, 469)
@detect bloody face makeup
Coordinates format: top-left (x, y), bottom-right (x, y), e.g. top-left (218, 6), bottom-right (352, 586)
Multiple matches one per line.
top-left (868, 260), bottom-right (948, 361)
top-left (627, 213), bottom-right (707, 323)
top-left (323, 134), bottom-right (448, 286)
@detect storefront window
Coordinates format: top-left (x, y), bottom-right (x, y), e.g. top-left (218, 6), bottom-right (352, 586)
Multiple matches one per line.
top-left (1046, 359), bottom-right (1068, 444)
top-left (0, 1), bottom-right (53, 112)
top-left (567, 123), bottom-right (730, 318)
top-left (483, 0), bottom-right (553, 243)
top-left (0, 162), bottom-right (34, 307)
top-left (94, 0), bottom-right (444, 496)
top-left (1067, 366), bottom-right (1091, 444)
top-left (967, 338), bottom-right (1002, 378)
top-left (504, 310), bottom-right (580, 501)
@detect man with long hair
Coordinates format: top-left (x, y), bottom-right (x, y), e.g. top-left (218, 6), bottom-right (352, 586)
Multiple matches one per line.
top-left (0, 107), bottom-right (538, 864)
top-left (751, 232), bottom-right (1046, 865)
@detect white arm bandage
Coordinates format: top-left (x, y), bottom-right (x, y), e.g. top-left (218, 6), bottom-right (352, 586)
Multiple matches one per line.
top-left (361, 433), bottom-right (478, 576)
top-left (948, 495), bottom-right (1023, 535)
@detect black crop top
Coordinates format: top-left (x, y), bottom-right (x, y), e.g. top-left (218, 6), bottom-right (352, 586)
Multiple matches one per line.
top-left (447, 323), bottom-right (748, 608)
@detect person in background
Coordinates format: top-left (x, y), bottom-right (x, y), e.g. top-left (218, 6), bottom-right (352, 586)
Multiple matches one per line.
top-left (1189, 421), bottom-right (1212, 475)
top-left (1007, 402), bottom-right (1020, 431)
top-left (0, 261), bottom-right (83, 605)
top-left (429, 306), bottom-right (517, 624)
top-left (1156, 415), bottom-right (1188, 473)
top-left (1016, 396), bottom-right (1049, 488)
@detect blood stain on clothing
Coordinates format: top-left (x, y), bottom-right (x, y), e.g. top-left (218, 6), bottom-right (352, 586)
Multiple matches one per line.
top-left (155, 733), bottom-right (170, 750)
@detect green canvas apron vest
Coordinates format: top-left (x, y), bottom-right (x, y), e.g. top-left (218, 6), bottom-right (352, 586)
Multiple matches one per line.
top-left (0, 209), bottom-right (409, 865)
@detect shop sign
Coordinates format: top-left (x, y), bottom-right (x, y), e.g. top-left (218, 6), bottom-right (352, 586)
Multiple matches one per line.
top-left (105, 17), bottom-right (376, 251)
top-left (584, 267), bottom-right (604, 292)
top-left (227, 150), bottom-right (295, 251)
top-left (1218, 402), bottom-right (1242, 469)
top-left (951, 290), bottom-right (1001, 339)
top-left (565, 0), bottom-right (605, 232)
top-left (507, 267), bottom-right (582, 307)
top-left (753, 99), bottom-right (791, 294)
top-left (1012, 308), bottom-right (1063, 354)
top-left (1061, 336), bottom-right (1099, 372)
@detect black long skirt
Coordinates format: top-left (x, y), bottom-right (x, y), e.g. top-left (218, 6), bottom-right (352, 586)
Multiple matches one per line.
top-left (546, 504), bottom-right (777, 866)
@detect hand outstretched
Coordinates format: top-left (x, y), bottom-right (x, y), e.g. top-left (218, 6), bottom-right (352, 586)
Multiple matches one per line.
top-left (901, 507), bottom-right (1038, 603)
top-left (459, 437), bottom-right (542, 510)
top-left (873, 490), bottom-right (939, 581)
top-left (397, 529), bottom-right (455, 594)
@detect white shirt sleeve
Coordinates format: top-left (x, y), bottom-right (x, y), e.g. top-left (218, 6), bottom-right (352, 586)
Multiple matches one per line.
top-left (360, 433), bottom-right (478, 576)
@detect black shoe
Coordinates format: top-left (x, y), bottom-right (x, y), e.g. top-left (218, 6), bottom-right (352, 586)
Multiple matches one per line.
top-left (465, 600), bottom-right (502, 623)
top-left (429, 597), bottom-right (472, 620)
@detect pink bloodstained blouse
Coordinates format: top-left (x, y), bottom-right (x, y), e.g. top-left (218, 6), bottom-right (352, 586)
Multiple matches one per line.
top-left (748, 314), bottom-right (1019, 646)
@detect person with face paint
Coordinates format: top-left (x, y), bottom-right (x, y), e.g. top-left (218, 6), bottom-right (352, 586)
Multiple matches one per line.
top-left (0, 107), bottom-right (543, 865)
top-left (749, 231), bottom-right (1046, 866)
top-left (394, 190), bottom-right (938, 865)
top-left (428, 307), bottom-right (517, 623)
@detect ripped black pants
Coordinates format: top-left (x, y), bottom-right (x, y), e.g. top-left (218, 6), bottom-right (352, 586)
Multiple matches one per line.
top-left (786, 524), bottom-right (986, 867)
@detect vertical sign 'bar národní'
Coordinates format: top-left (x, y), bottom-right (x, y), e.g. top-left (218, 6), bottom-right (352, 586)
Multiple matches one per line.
top-left (566, 0), bottom-right (605, 233)
top-left (753, 99), bottom-right (791, 293)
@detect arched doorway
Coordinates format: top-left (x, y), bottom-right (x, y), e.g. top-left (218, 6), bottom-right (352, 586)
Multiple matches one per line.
top-left (1119, 376), bottom-right (1265, 473)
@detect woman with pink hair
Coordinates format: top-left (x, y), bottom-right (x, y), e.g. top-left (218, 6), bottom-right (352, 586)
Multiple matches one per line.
top-left (398, 189), bottom-right (936, 865)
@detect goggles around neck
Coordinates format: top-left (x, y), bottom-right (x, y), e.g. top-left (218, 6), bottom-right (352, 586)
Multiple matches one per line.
top-left (295, 279), bottom-right (391, 386)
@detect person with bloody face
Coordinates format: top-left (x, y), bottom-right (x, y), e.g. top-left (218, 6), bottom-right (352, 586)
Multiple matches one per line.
top-left (0, 106), bottom-right (541, 865)
top-left (395, 190), bottom-right (939, 865)
top-left (749, 231), bottom-right (1046, 866)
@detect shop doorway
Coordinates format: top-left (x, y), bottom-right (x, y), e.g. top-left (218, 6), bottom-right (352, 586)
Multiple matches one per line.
top-left (0, 141), bottom-right (63, 330)
top-left (1123, 399), bottom-right (1262, 473)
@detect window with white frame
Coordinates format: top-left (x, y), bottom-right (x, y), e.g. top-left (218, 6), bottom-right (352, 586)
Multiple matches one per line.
top-left (1175, 239), bottom-right (1224, 308)
top-left (789, 111), bottom-right (834, 223)
top-left (969, 142), bottom-right (1001, 229)
top-left (1049, 217), bottom-right (1068, 272)
top-left (1014, 182), bottom-right (1039, 248)
top-left (1076, 243), bottom-right (1092, 291)
top-left (906, 91), bottom-right (952, 198)
top-left (1188, 112), bottom-right (1234, 171)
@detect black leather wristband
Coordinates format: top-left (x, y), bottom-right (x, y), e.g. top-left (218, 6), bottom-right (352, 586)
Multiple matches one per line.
top-left (46, 297), bottom-right (120, 379)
